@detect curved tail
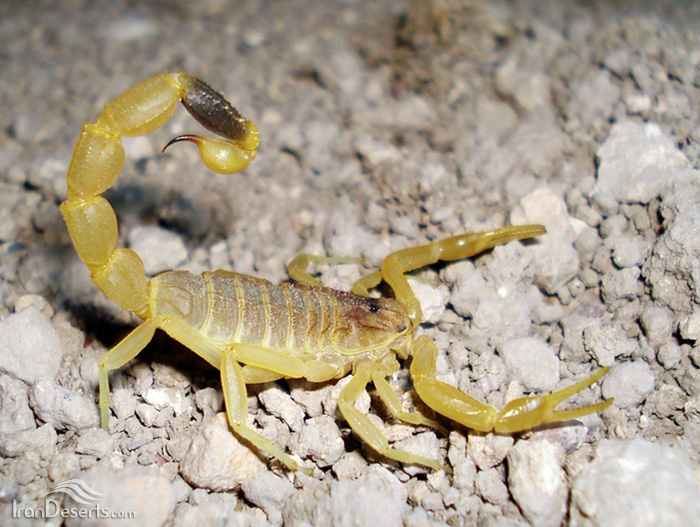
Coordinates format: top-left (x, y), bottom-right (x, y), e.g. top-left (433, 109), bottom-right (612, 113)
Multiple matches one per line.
top-left (60, 72), bottom-right (258, 317)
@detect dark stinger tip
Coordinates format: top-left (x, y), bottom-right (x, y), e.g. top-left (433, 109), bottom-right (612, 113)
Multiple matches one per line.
top-left (162, 134), bottom-right (201, 153)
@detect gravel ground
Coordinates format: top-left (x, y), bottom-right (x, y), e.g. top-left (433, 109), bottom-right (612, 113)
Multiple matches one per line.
top-left (1, 1), bottom-right (700, 526)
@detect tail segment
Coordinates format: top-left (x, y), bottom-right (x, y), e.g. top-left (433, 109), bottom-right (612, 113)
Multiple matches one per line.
top-left (60, 72), bottom-right (258, 317)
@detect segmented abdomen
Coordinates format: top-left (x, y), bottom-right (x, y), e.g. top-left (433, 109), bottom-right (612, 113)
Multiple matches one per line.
top-left (150, 270), bottom-right (340, 353)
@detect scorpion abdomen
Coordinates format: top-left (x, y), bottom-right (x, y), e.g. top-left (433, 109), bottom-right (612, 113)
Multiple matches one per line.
top-left (150, 269), bottom-right (408, 356)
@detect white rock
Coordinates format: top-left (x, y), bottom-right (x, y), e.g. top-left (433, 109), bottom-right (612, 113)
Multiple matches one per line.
top-left (467, 433), bottom-right (514, 470)
top-left (194, 387), bottom-right (224, 416)
top-left (449, 243), bottom-right (539, 345)
top-left (172, 503), bottom-right (266, 527)
top-left (0, 305), bottom-right (63, 383)
top-left (571, 439), bottom-right (700, 527)
top-left (508, 440), bottom-right (567, 527)
top-left (128, 225), bottom-right (188, 275)
top-left (180, 413), bottom-right (265, 491)
top-left (143, 387), bottom-right (192, 417)
top-left (679, 311), bottom-right (700, 341)
top-left (638, 306), bottom-right (672, 348)
top-left (332, 450), bottom-right (370, 481)
top-left (475, 467), bottom-right (509, 506)
top-left (0, 423), bottom-right (57, 458)
top-left (289, 414), bottom-right (344, 468)
top-left (258, 384), bottom-right (305, 432)
top-left (583, 324), bottom-right (638, 367)
top-left (645, 181), bottom-right (700, 312)
top-left (595, 121), bottom-right (691, 203)
top-left (393, 431), bottom-right (441, 476)
top-left (512, 187), bottom-right (580, 294)
top-left (135, 402), bottom-right (158, 426)
top-left (64, 464), bottom-right (174, 527)
top-left (368, 95), bottom-right (435, 130)
top-left (241, 470), bottom-right (294, 526)
top-left (452, 455), bottom-right (477, 492)
top-left (29, 377), bottom-right (99, 431)
top-left (601, 267), bottom-right (643, 303)
top-left (656, 343), bottom-right (682, 370)
top-left (111, 388), bottom-right (137, 422)
top-left (525, 423), bottom-right (588, 454)
top-left (498, 336), bottom-right (560, 391)
top-left (0, 374), bottom-right (36, 435)
top-left (75, 427), bottom-right (114, 458)
top-left (407, 277), bottom-right (449, 324)
top-left (601, 361), bottom-right (655, 408)
top-left (312, 472), bottom-right (408, 527)
top-left (611, 236), bottom-right (646, 268)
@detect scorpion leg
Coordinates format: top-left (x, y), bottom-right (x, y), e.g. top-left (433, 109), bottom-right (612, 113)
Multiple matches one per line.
top-left (371, 372), bottom-right (447, 435)
top-left (352, 225), bottom-right (546, 325)
top-left (221, 351), bottom-right (312, 474)
top-left (338, 362), bottom-right (448, 471)
top-left (241, 366), bottom-right (284, 384)
top-left (287, 254), bottom-right (364, 287)
top-left (98, 318), bottom-right (158, 429)
top-left (233, 343), bottom-right (343, 383)
top-left (409, 336), bottom-right (613, 433)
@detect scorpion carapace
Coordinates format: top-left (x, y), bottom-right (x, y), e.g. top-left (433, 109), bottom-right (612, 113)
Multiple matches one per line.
top-left (61, 72), bottom-right (613, 474)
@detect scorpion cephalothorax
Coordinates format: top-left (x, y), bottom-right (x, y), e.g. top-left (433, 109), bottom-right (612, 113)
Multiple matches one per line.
top-left (61, 72), bottom-right (613, 473)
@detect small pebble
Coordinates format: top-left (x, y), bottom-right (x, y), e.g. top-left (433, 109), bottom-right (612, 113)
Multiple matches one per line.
top-left (513, 187), bottom-right (580, 294)
top-left (128, 226), bottom-right (188, 275)
top-left (601, 267), bottom-right (643, 303)
top-left (143, 387), bottom-right (191, 416)
top-left (258, 384), bottom-right (305, 432)
top-left (289, 414), bottom-right (344, 468)
top-left (467, 433), bottom-right (514, 470)
top-left (498, 336), bottom-right (560, 391)
top-left (0, 305), bottom-right (63, 384)
top-left (65, 464), bottom-right (174, 527)
top-left (611, 236), bottom-right (646, 268)
top-left (311, 472), bottom-right (408, 527)
top-left (0, 374), bottom-right (36, 435)
top-left (180, 413), bottom-right (265, 492)
top-left (393, 431), bottom-right (441, 476)
top-left (241, 470), bottom-right (294, 526)
top-left (407, 277), bottom-right (449, 324)
top-left (656, 343), bottom-right (681, 369)
top-left (583, 324), bottom-right (637, 366)
top-left (594, 121), bottom-right (690, 202)
top-left (638, 306), bottom-right (672, 347)
top-left (0, 423), bottom-right (57, 458)
top-left (475, 467), bottom-right (509, 506)
top-left (571, 439), bottom-right (700, 526)
top-left (29, 377), bottom-right (99, 431)
top-left (75, 427), bottom-right (114, 458)
top-left (99, 14), bottom-right (157, 42)
top-left (679, 311), bottom-right (700, 341)
top-left (601, 361), bottom-right (655, 408)
top-left (507, 440), bottom-right (567, 527)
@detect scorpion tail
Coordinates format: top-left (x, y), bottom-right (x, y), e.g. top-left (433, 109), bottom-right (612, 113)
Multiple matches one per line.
top-left (60, 72), bottom-right (258, 317)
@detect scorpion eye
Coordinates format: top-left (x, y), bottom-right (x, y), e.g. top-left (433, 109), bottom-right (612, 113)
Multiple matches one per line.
top-left (368, 299), bottom-right (380, 313)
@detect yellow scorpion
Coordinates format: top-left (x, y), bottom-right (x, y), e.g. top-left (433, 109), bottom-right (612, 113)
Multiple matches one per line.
top-left (60, 72), bottom-right (613, 473)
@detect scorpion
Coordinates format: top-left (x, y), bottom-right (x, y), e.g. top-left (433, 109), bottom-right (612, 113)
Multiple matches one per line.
top-left (60, 72), bottom-right (613, 473)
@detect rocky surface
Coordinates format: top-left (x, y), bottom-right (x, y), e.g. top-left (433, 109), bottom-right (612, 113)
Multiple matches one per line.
top-left (1, 1), bottom-right (699, 526)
